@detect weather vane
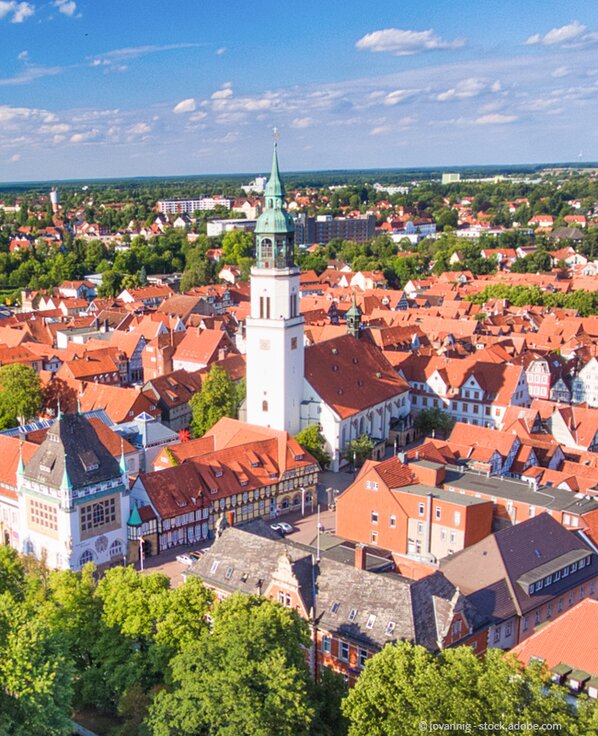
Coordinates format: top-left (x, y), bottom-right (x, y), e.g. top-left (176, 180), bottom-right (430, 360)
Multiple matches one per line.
top-left (272, 126), bottom-right (280, 143)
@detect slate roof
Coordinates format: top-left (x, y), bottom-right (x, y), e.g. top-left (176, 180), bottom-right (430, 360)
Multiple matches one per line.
top-left (188, 524), bottom-right (486, 651)
top-left (443, 468), bottom-right (598, 515)
top-left (24, 412), bottom-right (122, 490)
top-left (440, 513), bottom-right (596, 618)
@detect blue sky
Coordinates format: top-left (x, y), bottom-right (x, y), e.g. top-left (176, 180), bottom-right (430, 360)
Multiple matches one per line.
top-left (1, 0), bottom-right (597, 181)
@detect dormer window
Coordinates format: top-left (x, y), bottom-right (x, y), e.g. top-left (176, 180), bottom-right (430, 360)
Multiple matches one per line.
top-left (348, 608), bottom-right (357, 622)
top-left (385, 621), bottom-right (395, 635)
top-left (330, 601), bottom-right (340, 614)
top-left (366, 614), bottom-right (376, 629)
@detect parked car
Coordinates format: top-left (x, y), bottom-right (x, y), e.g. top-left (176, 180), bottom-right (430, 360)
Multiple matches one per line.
top-left (176, 553), bottom-right (194, 566)
top-left (189, 551), bottom-right (204, 561)
top-left (270, 522), bottom-right (294, 535)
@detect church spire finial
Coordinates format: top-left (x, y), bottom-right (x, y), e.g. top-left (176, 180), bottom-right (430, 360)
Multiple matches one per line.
top-left (265, 134), bottom-right (285, 199)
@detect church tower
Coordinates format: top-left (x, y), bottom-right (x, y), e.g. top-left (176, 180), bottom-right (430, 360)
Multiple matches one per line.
top-left (246, 143), bottom-right (304, 435)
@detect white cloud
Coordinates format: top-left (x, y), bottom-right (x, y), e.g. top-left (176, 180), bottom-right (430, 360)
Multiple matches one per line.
top-left (399, 115), bottom-right (417, 127)
top-left (128, 122), bottom-right (151, 135)
top-left (17, 49), bottom-right (28, 61)
top-left (54, 0), bottom-right (76, 16)
top-left (525, 21), bottom-right (597, 48)
top-left (474, 113), bottom-right (518, 125)
top-left (173, 98), bottom-right (196, 114)
top-left (356, 27), bottom-right (465, 56)
top-left (9, 153), bottom-right (20, 162)
top-left (291, 116), bottom-right (314, 129)
top-left (70, 129), bottom-right (99, 143)
top-left (91, 43), bottom-right (200, 67)
top-left (0, 1), bottom-right (34, 23)
top-left (384, 89), bottom-right (419, 106)
top-left (216, 47), bottom-right (226, 56)
top-left (370, 125), bottom-right (392, 136)
top-left (0, 64), bottom-right (64, 86)
top-left (552, 66), bottom-right (572, 78)
top-left (437, 77), bottom-right (487, 101)
top-left (211, 84), bottom-right (233, 100)
top-left (189, 111), bottom-right (208, 122)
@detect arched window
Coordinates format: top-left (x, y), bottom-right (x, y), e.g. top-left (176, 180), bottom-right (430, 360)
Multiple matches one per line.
top-left (109, 539), bottom-right (123, 559)
top-left (262, 400), bottom-right (268, 412)
top-left (79, 549), bottom-right (93, 567)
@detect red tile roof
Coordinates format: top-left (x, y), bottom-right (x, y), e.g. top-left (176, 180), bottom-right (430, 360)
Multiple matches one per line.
top-left (512, 598), bottom-right (598, 676)
top-left (305, 334), bottom-right (409, 419)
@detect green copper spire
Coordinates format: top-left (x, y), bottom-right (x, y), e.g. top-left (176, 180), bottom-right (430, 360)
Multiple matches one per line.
top-left (264, 142), bottom-right (285, 199)
top-left (255, 141), bottom-right (296, 268)
top-left (127, 502), bottom-right (142, 527)
top-left (61, 453), bottom-right (73, 492)
top-left (346, 292), bottom-right (362, 338)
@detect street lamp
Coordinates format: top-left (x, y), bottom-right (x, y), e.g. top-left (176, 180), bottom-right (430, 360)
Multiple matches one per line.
top-left (138, 534), bottom-right (144, 572)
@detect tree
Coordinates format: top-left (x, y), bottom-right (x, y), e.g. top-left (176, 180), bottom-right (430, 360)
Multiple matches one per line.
top-left (189, 365), bottom-right (239, 437)
top-left (97, 269), bottom-right (123, 298)
top-left (0, 595), bottom-right (74, 736)
top-left (343, 434), bottom-right (375, 467)
top-left (342, 642), bottom-right (590, 736)
top-left (295, 425), bottom-right (331, 469)
top-left (0, 363), bottom-right (43, 428)
top-left (414, 408), bottom-right (455, 438)
top-left (146, 594), bottom-right (314, 736)
top-left (221, 229), bottom-right (254, 264)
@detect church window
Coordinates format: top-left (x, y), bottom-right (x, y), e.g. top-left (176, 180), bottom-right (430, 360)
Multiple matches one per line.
top-left (291, 337), bottom-right (298, 350)
top-left (80, 497), bottom-right (117, 533)
top-left (79, 549), bottom-right (94, 567)
top-left (262, 400), bottom-right (268, 412)
top-left (109, 540), bottom-right (123, 558)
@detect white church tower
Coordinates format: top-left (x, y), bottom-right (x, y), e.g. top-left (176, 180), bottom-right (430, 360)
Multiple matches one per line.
top-left (246, 142), bottom-right (304, 435)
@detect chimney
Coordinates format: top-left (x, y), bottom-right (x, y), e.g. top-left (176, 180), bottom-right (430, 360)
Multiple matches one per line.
top-left (355, 543), bottom-right (366, 570)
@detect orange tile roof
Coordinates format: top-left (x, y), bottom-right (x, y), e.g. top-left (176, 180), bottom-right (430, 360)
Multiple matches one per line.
top-left (305, 334), bottom-right (409, 419)
top-left (512, 599), bottom-right (598, 676)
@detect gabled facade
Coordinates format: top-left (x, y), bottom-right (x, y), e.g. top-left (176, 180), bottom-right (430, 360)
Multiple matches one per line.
top-left (17, 412), bottom-right (129, 570)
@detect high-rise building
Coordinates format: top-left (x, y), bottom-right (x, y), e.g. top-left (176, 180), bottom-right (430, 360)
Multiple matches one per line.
top-left (245, 144), bottom-right (304, 435)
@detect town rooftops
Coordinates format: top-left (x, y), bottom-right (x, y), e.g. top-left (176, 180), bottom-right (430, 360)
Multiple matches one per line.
top-left (390, 483), bottom-right (492, 507)
top-left (440, 513), bottom-right (595, 619)
top-left (187, 524), bottom-right (486, 651)
top-left (443, 468), bottom-right (598, 516)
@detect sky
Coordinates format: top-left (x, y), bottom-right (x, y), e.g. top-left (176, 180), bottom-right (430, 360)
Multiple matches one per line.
top-left (0, 0), bottom-right (597, 182)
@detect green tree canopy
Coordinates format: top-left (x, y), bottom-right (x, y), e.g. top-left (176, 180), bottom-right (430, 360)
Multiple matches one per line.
top-left (414, 408), bottom-right (455, 438)
top-left (189, 364), bottom-right (240, 438)
top-left (343, 434), bottom-right (375, 467)
top-left (296, 425), bottom-right (331, 469)
top-left (343, 642), bottom-right (591, 736)
top-left (221, 229), bottom-right (254, 264)
top-left (0, 363), bottom-right (43, 429)
top-left (147, 593), bottom-right (314, 736)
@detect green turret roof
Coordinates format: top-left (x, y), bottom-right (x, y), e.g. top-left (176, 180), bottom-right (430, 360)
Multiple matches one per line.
top-left (346, 296), bottom-right (362, 319)
top-left (128, 503), bottom-right (142, 527)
